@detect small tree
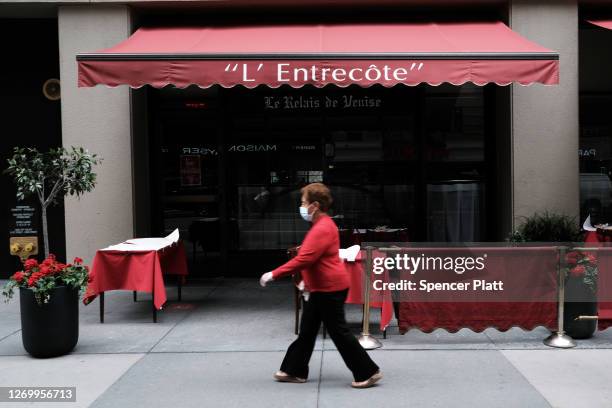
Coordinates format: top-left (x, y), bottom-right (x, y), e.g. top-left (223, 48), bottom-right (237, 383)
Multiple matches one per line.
top-left (5, 147), bottom-right (102, 258)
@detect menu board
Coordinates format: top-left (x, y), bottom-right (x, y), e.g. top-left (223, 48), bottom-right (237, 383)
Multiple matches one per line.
top-left (9, 205), bottom-right (38, 236)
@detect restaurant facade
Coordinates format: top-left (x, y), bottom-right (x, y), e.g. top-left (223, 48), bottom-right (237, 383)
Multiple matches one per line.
top-left (2, 0), bottom-right (612, 277)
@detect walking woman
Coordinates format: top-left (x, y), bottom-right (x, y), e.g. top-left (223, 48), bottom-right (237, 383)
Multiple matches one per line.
top-left (259, 183), bottom-right (382, 388)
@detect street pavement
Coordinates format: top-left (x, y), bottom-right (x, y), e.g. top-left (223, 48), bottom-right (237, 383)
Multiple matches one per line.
top-left (1, 278), bottom-right (612, 408)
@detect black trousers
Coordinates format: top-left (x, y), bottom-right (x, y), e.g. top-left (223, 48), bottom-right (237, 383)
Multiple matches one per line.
top-left (280, 288), bottom-right (379, 382)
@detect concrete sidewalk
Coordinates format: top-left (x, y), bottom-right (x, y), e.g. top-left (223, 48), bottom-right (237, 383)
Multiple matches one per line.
top-left (1, 278), bottom-right (612, 408)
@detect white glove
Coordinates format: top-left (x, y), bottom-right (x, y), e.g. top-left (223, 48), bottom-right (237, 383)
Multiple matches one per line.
top-left (297, 280), bottom-right (310, 301)
top-left (259, 272), bottom-right (274, 287)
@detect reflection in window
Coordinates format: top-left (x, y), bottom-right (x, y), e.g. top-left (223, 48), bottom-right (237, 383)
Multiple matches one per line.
top-left (330, 185), bottom-right (415, 231)
top-left (295, 170), bottom-right (323, 183)
top-left (236, 186), bottom-right (308, 250)
top-left (330, 130), bottom-right (383, 162)
top-left (425, 85), bottom-right (485, 163)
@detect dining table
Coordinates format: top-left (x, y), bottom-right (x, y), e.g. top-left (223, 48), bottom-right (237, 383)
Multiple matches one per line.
top-left (83, 234), bottom-right (189, 323)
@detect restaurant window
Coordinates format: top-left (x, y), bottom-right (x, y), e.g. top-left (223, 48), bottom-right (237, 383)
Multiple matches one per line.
top-left (579, 94), bottom-right (612, 225)
top-left (149, 83), bottom-right (492, 275)
top-left (579, 23), bottom-right (612, 227)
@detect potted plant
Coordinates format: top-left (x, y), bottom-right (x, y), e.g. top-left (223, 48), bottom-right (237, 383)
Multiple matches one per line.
top-left (2, 255), bottom-right (90, 357)
top-left (508, 211), bottom-right (597, 339)
top-left (507, 211), bottom-right (582, 243)
top-left (561, 250), bottom-right (598, 339)
top-left (2, 146), bottom-right (100, 357)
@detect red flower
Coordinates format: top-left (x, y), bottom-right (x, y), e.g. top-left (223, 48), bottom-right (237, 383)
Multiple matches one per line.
top-left (24, 259), bottom-right (38, 271)
top-left (11, 271), bottom-right (25, 283)
top-left (585, 253), bottom-right (596, 264)
top-left (566, 251), bottom-right (580, 265)
top-left (570, 265), bottom-right (587, 277)
top-left (41, 254), bottom-right (57, 266)
top-left (39, 265), bottom-right (51, 276)
top-left (27, 272), bottom-right (44, 287)
top-left (73, 257), bottom-right (83, 265)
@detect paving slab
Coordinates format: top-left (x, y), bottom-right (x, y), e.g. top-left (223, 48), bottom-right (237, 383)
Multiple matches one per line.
top-left (0, 353), bottom-right (144, 408)
top-left (90, 351), bottom-right (322, 408)
top-left (318, 350), bottom-right (552, 408)
top-left (502, 349), bottom-right (612, 408)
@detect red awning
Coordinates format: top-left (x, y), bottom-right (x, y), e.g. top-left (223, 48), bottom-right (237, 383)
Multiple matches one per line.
top-left (588, 20), bottom-right (612, 30)
top-left (76, 21), bottom-right (559, 89)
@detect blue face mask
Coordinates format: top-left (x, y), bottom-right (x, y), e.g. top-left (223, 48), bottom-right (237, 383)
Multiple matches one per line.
top-left (299, 205), bottom-right (313, 222)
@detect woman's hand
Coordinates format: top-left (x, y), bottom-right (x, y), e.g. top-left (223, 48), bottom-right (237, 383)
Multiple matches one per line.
top-left (259, 272), bottom-right (274, 287)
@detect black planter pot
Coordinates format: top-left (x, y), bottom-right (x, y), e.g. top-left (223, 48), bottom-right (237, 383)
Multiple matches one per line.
top-left (563, 277), bottom-right (597, 340)
top-left (19, 285), bottom-right (79, 358)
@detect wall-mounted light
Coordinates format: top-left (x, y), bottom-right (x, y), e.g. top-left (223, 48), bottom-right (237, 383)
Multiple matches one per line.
top-left (43, 79), bottom-right (61, 101)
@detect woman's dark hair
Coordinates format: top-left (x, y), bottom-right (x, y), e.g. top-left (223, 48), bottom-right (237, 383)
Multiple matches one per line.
top-left (301, 183), bottom-right (333, 212)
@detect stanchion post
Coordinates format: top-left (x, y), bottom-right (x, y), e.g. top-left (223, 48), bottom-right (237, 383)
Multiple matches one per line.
top-left (358, 245), bottom-right (382, 350)
top-left (544, 246), bottom-right (576, 348)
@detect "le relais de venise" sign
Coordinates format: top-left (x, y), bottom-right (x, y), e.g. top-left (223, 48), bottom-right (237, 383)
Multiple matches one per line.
top-left (263, 94), bottom-right (383, 110)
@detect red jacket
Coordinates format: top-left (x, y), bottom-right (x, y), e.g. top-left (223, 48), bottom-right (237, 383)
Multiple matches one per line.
top-left (271, 214), bottom-right (349, 292)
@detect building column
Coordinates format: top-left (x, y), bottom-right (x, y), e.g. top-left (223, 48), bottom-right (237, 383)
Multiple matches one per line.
top-left (510, 0), bottom-right (579, 227)
top-left (58, 5), bottom-right (133, 262)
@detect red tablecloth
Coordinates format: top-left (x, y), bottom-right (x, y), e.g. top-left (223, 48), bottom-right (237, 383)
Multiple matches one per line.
top-left (343, 251), bottom-right (394, 331)
top-left (83, 241), bottom-right (189, 310)
top-left (585, 229), bottom-right (612, 244)
top-left (397, 247), bottom-right (558, 333)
